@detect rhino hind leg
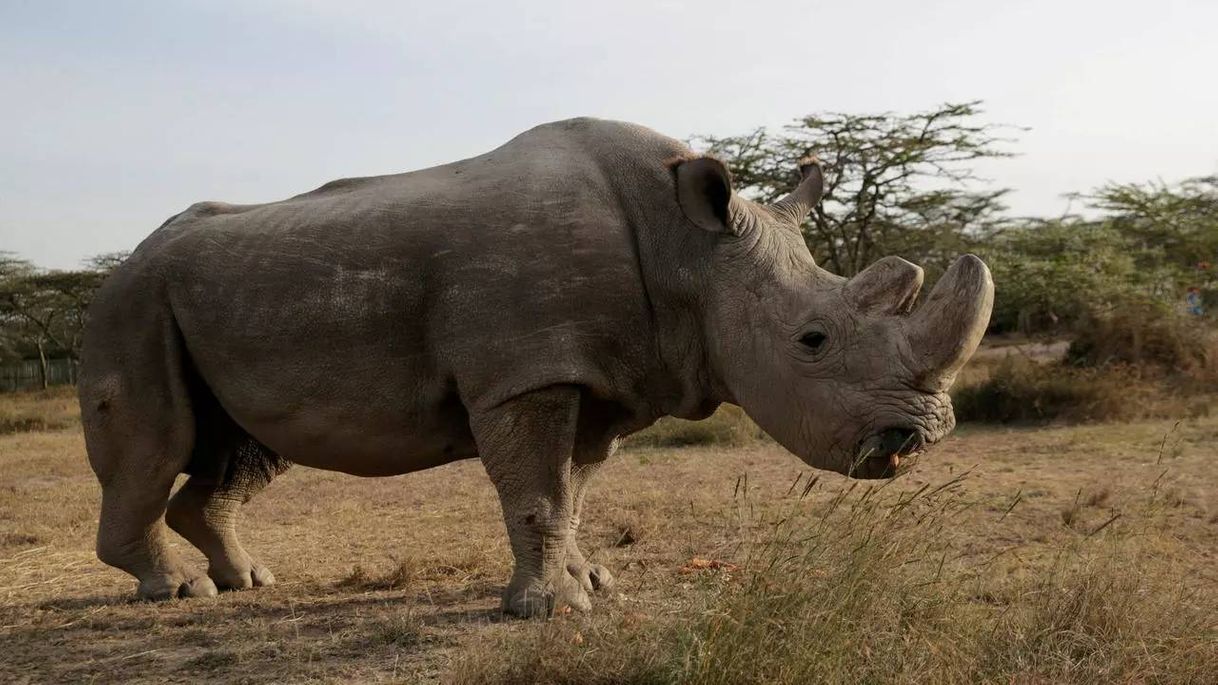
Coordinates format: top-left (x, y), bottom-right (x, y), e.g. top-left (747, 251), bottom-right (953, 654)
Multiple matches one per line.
top-left (167, 406), bottom-right (291, 591)
top-left (565, 458), bottom-right (614, 593)
top-left (81, 330), bottom-right (218, 600)
top-left (91, 468), bottom-right (219, 600)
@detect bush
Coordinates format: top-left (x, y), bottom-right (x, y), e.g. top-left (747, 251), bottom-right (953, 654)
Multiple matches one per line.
top-left (952, 357), bottom-right (1201, 424)
top-left (979, 221), bottom-right (1144, 335)
top-left (1066, 297), bottom-right (1216, 378)
top-left (957, 297), bottom-right (1217, 424)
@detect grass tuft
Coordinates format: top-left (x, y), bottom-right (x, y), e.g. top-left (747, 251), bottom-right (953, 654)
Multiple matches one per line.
top-left (372, 613), bottom-right (427, 648)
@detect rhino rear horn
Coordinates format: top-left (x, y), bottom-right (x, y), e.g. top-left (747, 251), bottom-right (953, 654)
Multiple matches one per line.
top-left (844, 256), bottom-right (924, 315)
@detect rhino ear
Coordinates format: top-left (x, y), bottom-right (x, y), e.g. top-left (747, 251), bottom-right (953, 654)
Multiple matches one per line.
top-left (675, 157), bottom-right (735, 234)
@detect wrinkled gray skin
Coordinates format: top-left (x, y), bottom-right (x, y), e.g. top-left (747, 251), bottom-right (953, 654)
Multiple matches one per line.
top-left (79, 118), bottom-right (993, 617)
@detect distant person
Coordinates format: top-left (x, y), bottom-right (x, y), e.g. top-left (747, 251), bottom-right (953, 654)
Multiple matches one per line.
top-left (1185, 287), bottom-right (1204, 316)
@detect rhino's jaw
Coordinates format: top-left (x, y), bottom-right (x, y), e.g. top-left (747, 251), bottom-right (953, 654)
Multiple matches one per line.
top-left (744, 380), bottom-right (960, 482)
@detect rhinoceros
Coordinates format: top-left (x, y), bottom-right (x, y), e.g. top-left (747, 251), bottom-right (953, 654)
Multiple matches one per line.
top-left (79, 117), bottom-right (993, 617)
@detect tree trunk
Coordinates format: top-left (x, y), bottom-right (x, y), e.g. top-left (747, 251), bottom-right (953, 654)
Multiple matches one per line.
top-left (36, 340), bottom-right (48, 390)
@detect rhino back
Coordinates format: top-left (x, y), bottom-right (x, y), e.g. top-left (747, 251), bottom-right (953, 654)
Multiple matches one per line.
top-left (119, 118), bottom-right (683, 473)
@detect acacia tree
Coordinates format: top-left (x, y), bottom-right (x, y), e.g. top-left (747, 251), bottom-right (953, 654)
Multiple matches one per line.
top-left (1082, 176), bottom-right (1218, 291)
top-left (976, 221), bottom-right (1142, 333)
top-left (975, 175), bottom-right (1218, 334)
top-left (0, 254), bottom-right (37, 370)
top-left (694, 101), bottom-right (1017, 277)
top-left (0, 251), bottom-right (123, 388)
top-left (85, 251), bottom-right (131, 274)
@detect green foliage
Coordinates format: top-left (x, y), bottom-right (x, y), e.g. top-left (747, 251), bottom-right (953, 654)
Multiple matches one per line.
top-left (1086, 175), bottom-right (1218, 278)
top-left (983, 177), bottom-right (1217, 335)
top-left (978, 221), bottom-right (1142, 333)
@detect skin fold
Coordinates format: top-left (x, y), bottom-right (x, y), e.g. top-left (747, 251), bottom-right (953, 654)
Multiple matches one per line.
top-left (78, 117), bottom-right (993, 616)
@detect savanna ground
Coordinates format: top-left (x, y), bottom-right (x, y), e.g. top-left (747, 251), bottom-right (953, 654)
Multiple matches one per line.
top-left (1, 361), bottom-right (1216, 684)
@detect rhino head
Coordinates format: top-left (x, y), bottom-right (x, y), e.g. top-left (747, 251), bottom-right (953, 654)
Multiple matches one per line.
top-left (674, 156), bottom-right (994, 479)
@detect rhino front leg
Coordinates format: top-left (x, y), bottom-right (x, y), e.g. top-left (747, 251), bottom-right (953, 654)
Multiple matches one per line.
top-left (471, 386), bottom-right (591, 618)
top-left (566, 459), bottom-right (614, 593)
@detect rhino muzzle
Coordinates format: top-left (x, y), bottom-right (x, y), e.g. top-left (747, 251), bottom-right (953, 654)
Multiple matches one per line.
top-left (853, 427), bottom-right (924, 479)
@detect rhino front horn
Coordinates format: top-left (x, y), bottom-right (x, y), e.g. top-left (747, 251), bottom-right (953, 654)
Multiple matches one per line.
top-left (907, 254), bottom-right (994, 385)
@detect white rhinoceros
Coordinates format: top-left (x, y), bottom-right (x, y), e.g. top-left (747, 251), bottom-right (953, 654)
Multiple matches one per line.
top-left (79, 117), bottom-right (992, 617)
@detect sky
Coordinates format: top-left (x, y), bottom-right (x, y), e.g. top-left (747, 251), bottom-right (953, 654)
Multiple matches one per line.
top-left (2, 0), bottom-right (1216, 270)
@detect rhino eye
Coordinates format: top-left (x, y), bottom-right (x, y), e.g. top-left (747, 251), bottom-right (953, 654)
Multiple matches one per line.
top-left (799, 331), bottom-right (827, 352)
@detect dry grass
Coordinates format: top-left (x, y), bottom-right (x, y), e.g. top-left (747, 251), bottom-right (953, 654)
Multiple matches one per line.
top-left (0, 386), bottom-right (79, 435)
top-left (624, 404), bottom-right (768, 449)
top-left (454, 465), bottom-right (1217, 684)
top-left (1, 391), bottom-right (1216, 683)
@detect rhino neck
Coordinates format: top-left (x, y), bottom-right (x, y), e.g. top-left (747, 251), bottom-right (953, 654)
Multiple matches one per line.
top-left (621, 214), bottom-right (731, 422)
top-left (628, 228), bottom-right (801, 421)
top-left (697, 223), bottom-right (829, 417)
top-left (632, 248), bottom-right (730, 422)
top-left (600, 139), bottom-right (774, 422)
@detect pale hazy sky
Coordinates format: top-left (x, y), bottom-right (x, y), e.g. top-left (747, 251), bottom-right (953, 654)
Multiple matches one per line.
top-left (2, 0), bottom-right (1216, 269)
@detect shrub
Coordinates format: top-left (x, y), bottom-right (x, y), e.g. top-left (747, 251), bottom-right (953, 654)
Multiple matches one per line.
top-left (1066, 296), bottom-right (1216, 379)
top-left (951, 357), bottom-right (1198, 424)
top-left (980, 221), bottom-right (1142, 335)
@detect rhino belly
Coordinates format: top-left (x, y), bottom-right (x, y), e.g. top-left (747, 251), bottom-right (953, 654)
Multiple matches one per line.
top-left (189, 343), bottom-right (479, 476)
top-left (170, 264), bottom-right (477, 475)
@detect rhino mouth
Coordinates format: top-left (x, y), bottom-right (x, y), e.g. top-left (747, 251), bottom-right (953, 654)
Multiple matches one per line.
top-left (850, 427), bottom-right (924, 479)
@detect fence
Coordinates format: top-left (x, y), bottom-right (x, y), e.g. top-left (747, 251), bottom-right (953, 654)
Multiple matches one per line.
top-left (0, 358), bottom-right (78, 393)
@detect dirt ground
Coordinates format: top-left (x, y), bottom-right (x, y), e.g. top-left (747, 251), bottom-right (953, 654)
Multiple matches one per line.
top-left (2, 409), bottom-right (1216, 683)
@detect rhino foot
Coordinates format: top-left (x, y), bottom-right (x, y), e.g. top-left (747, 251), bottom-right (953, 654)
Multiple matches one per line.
top-left (210, 561), bottom-right (276, 591)
top-left (502, 571), bottom-right (592, 618)
top-left (137, 573), bottom-right (218, 601)
top-left (567, 560), bottom-right (614, 594)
